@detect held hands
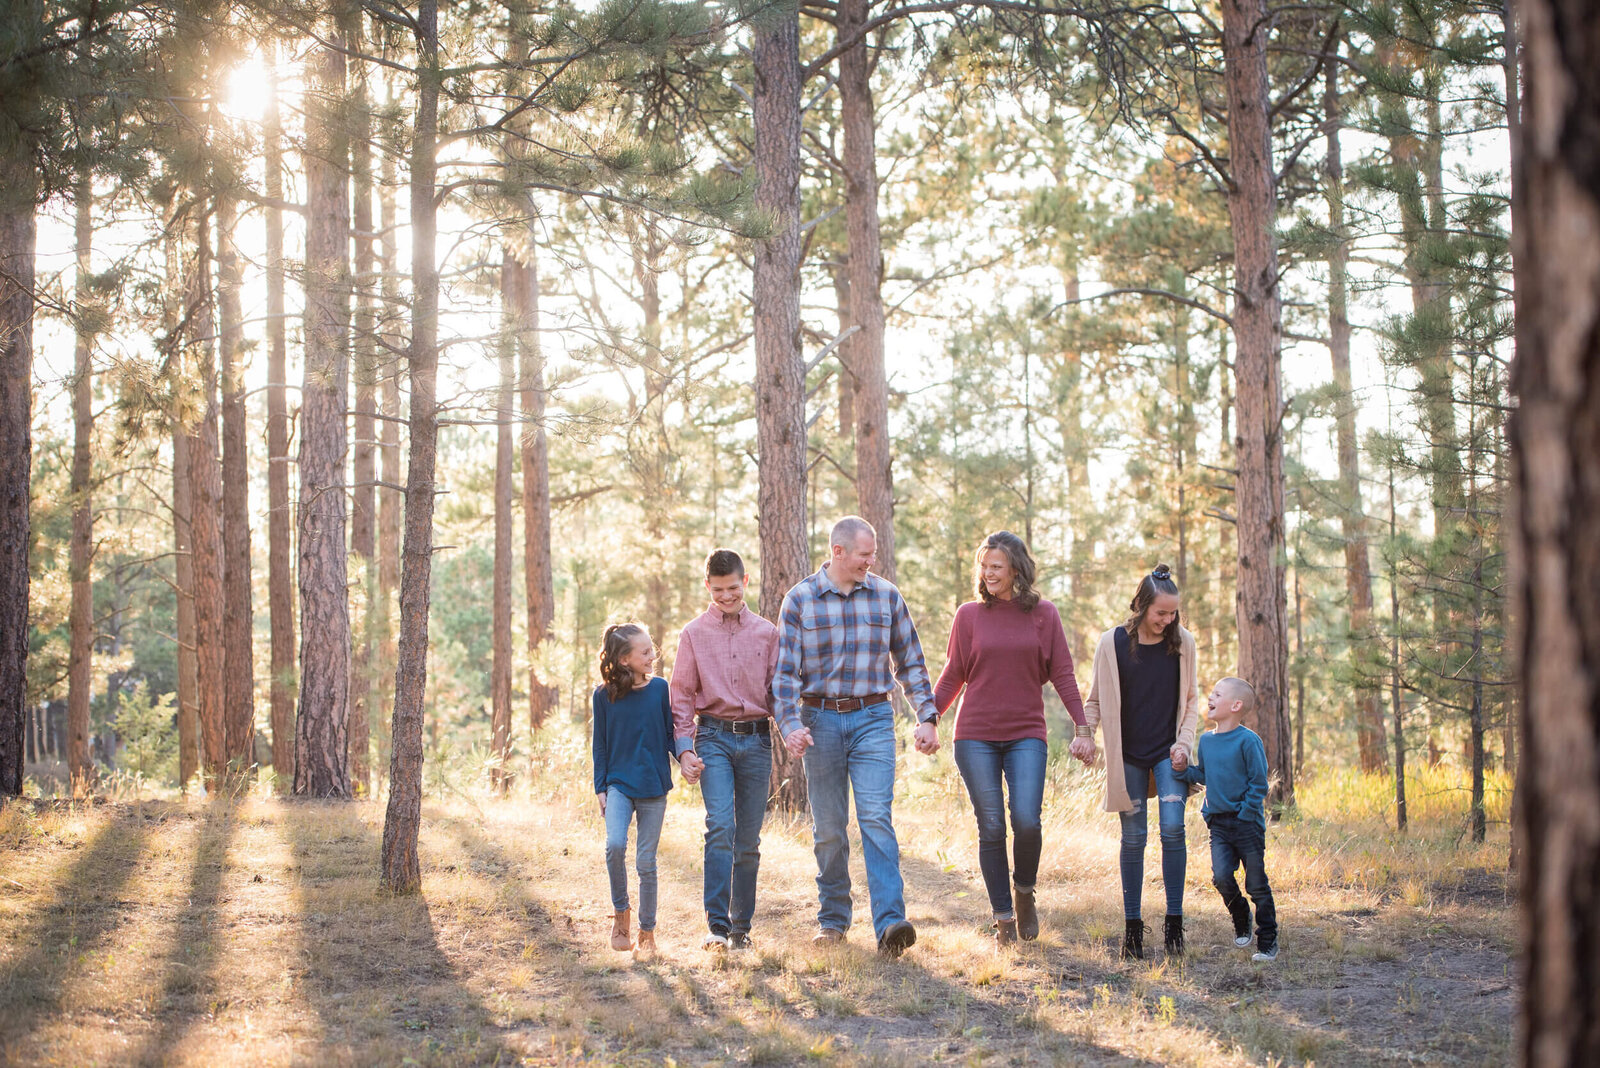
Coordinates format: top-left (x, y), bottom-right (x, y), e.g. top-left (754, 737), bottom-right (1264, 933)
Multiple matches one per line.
top-left (1169, 744), bottom-right (1189, 773)
top-left (679, 751), bottom-right (705, 784)
top-left (911, 720), bottom-right (940, 755)
top-left (784, 726), bottom-right (814, 759)
top-left (1068, 735), bottom-right (1096, 766)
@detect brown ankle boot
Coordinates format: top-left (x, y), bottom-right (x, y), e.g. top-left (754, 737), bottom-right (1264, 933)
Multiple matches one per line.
top-left (610, 908), bottom-right (633, 951)
top-left (634, 928), bottom-right (657, 960)
top-left (995, 918), bottom-right (1019, 947)
top-left (1014, 885), bottom-right (1039, 941)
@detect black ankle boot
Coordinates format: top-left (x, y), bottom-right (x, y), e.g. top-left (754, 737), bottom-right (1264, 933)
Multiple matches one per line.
top-left (1164, 914), bottom-right (1184, 956)
top-left (1121, 918), bottom-right (1147, 960)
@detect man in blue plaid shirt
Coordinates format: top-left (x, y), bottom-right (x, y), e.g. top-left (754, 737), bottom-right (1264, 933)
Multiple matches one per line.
top-left (774, 515), bottom-right (939, 957)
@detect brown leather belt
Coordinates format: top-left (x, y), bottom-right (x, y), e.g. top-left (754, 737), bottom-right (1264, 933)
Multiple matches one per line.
top-left (803, 693), bottom-right (890, 712)
top-left (696, 714), bottom-right (770, 735)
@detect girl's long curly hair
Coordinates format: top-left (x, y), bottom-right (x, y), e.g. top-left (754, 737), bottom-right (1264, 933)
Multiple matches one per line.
top-left (1122, 564), bottom-right (1182, 661)
top-left (599, 622), bottom-right (650, 702)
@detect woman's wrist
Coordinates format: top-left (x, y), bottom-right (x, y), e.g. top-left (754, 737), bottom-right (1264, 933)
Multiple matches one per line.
top-left (1074, 724), bottom-right (1092, 739)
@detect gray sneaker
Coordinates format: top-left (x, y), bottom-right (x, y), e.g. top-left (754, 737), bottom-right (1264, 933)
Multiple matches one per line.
top-left (703, 926), bottom-right (731, 951)
top-left (1252, 943), bottom-right (1278, 962)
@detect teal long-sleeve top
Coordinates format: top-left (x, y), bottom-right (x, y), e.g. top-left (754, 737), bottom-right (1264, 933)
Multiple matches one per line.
top-left (592, 676), bottom-right (675, 799)
top-left (1178, 725), bottom-right (1269, 830)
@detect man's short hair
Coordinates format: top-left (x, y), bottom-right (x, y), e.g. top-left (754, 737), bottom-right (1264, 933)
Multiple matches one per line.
top-left (1219, 676), bottom-right (1258, 713)
top-left (705, 548), bottom-right (745, 579)
top-left (830, 515), bottom-right (876, 550)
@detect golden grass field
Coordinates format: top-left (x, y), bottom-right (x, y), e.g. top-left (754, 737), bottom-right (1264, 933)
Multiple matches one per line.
top-left (0, 743), bottom-right (1515, 1066)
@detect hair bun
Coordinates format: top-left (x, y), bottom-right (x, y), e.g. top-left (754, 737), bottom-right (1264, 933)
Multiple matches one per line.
top-left (1152, 564), bottom-right (1171, 580)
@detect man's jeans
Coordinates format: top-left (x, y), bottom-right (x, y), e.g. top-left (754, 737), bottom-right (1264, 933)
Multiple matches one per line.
top-left (1208, 812), bottom-right (1277, 948)
top-left (604, 787), bottom-right (667, 931)
top-left (696, 724), bottom-right (774, 935)
top-left (1118, 759), bottom-right (1188, 919)
top-left (802, 701), bottom-right (906, 940)
top-left (953, 737), bottom-right (1047, 920)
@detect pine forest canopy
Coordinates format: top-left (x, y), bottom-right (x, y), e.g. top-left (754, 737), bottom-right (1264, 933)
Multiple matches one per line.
top-left (3, 0), bottom-right (1516, 877)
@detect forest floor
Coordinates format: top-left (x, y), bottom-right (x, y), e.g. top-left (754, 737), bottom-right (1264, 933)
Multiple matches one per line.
top-left (0, 760), bottom-right (1515, 1067)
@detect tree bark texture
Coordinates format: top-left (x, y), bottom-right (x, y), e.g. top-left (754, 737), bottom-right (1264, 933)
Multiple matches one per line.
top-left (349, 39), bottom-right (377, 797)
top-left (0, 160), bottom-right (37, 797)
top-left (185, 202), bottom-right (227, 793)
top-left (383, 0), bottom-right (439, 891)
top-left (265, 55), bottom-right (295, 791)
top-left (1511, 0), bottom-right (1600, 1061)
top-left (218, 192), bottom-right (255, 774)
top-left (68, 177), bottom-right (94, 791)
top-left (295, 35), bottom-right (353, 799)
top-left (1326, 52), bottom-right (1387, 772)
top-left (837, 0), bottom-right (895, 581)
top-left (377, 106), bottom-right (405, 781)
top-left (491, 255), bottom-right (516, 793)
top-left (1222, 0), bottom-right (1292, 806)
top-left (752, 4), bottom-right (810, 813)
top-left (512, 247), bottom-right (554, 735)
top-left (168, 218), bottom-right (200, 790)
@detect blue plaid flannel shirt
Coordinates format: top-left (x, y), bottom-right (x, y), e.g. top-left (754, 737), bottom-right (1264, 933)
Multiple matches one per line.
top-left (772, 565), bottom-right (938, 738)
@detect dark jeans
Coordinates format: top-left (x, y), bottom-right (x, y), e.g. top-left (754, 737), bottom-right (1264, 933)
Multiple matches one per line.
top-left (953, 737), bottom-right (1046, 920)
top-left (1118, 759), bottom-right (1187, 919)
top-left (1208, 812), bottom-right (1277, 948)
top-left (696, 723), bottom-right (773, 935)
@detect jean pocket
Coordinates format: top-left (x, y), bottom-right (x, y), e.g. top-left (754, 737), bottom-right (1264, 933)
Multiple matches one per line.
top-left (759, 731), bottom-right (774, 751)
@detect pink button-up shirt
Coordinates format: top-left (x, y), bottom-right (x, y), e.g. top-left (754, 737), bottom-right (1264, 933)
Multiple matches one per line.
top-left (668, 604), bottom-right (780, 751)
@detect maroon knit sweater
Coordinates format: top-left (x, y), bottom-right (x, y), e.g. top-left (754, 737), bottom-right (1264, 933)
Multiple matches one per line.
top-left (932, 597), bottom-right (1086, 742)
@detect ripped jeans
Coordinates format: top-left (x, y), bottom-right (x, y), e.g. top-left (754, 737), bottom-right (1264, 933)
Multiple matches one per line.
top-left (1118, 759), bottom-right (1187, 919)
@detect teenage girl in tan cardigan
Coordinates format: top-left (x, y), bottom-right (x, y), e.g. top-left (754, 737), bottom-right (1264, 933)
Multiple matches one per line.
top-left (1081, 565), bottom-right (1200, 960)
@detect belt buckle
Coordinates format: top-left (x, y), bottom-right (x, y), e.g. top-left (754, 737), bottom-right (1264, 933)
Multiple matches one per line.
top-left (732, 719), bottom-right (754, 735)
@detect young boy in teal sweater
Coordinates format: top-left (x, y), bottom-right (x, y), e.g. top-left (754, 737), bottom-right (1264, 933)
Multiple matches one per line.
top-left (1179, 676), bottom-right (1279, 961)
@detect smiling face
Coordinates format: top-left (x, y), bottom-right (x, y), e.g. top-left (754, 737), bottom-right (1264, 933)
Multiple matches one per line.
top-left (1139, 592), bottom-right (1180, 641)
top-left (831, 529), bottom-right (878, 586)
top-left (706, 570), bottom-right (748, 615)
top-left (980, 548), bottom-right (1016, 600)
top-left (620, 633), bottom-right (656, 682)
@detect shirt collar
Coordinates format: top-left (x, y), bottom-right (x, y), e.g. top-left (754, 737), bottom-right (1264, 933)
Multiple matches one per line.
top-left (704, 602), bottom-right (750, 627)
top-left (817, 563), bottom-right (877, 598)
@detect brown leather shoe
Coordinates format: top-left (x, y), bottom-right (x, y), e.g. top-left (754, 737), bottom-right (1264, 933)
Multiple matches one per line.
top-left (634, 928), bottom-right (657, 960)
top-left (811, 927), bottom-right (845, 946)
top-left (1014, 885), bottom-right (1039, 941)
top-left (610, 908), bottom-right (633, 951)
top-left (995, 918), bottom-right (1019, 947)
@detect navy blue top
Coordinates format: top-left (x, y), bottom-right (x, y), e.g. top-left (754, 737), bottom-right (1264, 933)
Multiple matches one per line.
top-left (1115, 626), bottom-right (1180, 768)
top-left (1178, 725), bottom-right (1269, 830)
top-left (592, 676), bottom-right (675, 799)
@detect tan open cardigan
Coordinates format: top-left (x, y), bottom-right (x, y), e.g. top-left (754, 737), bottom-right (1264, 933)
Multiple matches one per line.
top-left (1082, 624), bottom-right (1201, 813)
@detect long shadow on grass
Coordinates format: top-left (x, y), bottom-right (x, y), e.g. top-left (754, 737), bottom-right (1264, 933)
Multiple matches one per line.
top-left (279, 802), bottom-right (512, 1066)
top-left (132, 800), bottom-right (238, 1066)
top-left (0, 802), bottom-right (157, 1060)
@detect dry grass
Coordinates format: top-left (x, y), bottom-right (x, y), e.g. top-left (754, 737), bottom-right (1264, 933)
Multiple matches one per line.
top-left (0, 750), bottom-right (1515, 1066)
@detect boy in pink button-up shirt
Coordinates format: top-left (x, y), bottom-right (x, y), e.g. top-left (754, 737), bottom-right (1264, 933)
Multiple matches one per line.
top-left (668, 549), bottom-right (780, 950)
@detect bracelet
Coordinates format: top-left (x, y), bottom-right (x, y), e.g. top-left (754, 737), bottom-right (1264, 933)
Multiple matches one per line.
top-left (1074, 725), bottom-right (1092, 739)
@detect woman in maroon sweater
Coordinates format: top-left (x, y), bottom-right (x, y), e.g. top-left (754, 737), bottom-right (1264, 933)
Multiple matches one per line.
top-left (915, 531), bottom-right (1094, 946)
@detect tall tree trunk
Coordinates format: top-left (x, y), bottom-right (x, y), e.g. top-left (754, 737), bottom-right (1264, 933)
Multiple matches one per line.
top-left (382, 0), bottom-right (439, 891)
top-left (753, 3), bottom-right (810, 813)
top-left (166, 222), bottom-right (200, 791)
top-left (1326, 49), bottom-right (1387, 772)
top-left (1511, 3), bottom-right (1600, 1057)
top-left (513, 244), bottom-right (554, 737)
top-left (1222, 0), bottom-right (1292, 807)
top-left (186, 199), bottom-right (227, 792)
top-left (0, 161), bottom-right (37, 797)
top-left (377, 88), bottom-right (405, 786)
top-left (348, 28), bottom-right (376, 798)
top-left (295, 32), bottom-right (353, 798)
top-left (218, 192), bottom-right (255, 776)
top-left (491, 255), bottom-right (515, 794)
top-left (265, 52), bottom-right (296, 791)
top-left (837, 0), bottom-right (894, 580)
top-left (67, 176), bottom-right (94, 792)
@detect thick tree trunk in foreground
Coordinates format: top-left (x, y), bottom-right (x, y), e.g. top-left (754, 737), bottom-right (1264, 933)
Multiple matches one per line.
top-left (265, 56), bottom-right (295, 791)
top-left (837, 0), bottom-right (895, 581)
top-left (0, 162), bottom-right (37, 797)
top-left (491, 256), bottom-right (515, 793)
top-left (218, 193), bottom-right (255, 775)
top-left (1325, 53), bottom-right (1387, 773)
top-left (512, 247), bottom-right (554, 736)
top-left (752, 4), bottom-right (810, 814)
top-left (1222, 0), bottom-right (1292, 807)
top-left (1511, 1), bottom-right (1600, 1061)
top-left (295, 35), bottom-right (353, 798)
top-left (349, 44), bottom-right (376, 797)
top-left (68, 177), bottom-right (94, 792)
top-left (383, 0), bottom-right (440, 891)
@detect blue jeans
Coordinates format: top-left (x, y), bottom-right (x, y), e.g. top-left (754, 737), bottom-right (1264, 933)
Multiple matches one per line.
top-left (801, 701), bottom-right (905, 939)
top-left (1118, 759), bottom-right (1187, 919)
top-left (953, 737), bottom-right (1046, 920)
top-left (604, 787), bottom-right (667, 931)
top-left (696, 724), bottom-right (773, 935)
top-left (1208, 813), bottom-right (1277, 948)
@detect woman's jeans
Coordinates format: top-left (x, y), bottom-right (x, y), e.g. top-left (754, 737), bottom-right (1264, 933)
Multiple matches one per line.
top-left (604, 787), bottom-right (667, 931)
top-left (696, 724), bottom-right (773, 936)
top-left (954, 737), bottom-right (1047, 920)
top-left (1118, 759), bottom-right (1187, 919)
